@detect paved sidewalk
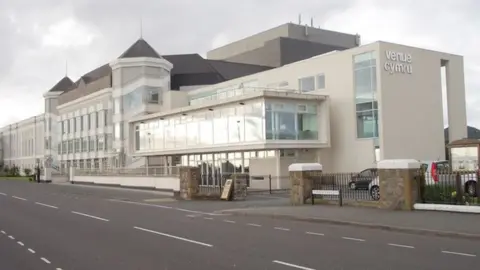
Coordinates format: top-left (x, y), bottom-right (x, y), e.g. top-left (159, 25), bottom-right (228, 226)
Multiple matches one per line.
top-left (217, 205), bottom-right (480, 238)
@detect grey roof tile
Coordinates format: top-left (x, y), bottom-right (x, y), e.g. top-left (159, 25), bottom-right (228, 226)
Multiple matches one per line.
top-left (48, 76), bottom-right (74, 92)
top-left (119, 38), bottom-right (162, 59)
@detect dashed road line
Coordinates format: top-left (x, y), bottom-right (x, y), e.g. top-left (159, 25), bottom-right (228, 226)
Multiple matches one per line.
top-left (17, 241), bottom-right (24, 246)
top-left (28, 248), bottom-right (36, 254)
top-left (306, 232), bottom-right (324, 236)
top-left (35, 202), bottom-right (59, 209)
top-left (273, 260), bottom-right (316, 270)
top-left (247, 223), bottom-right (262, 227)
top-left (41, 257), bottom-right (51, 264)
top-left (342, 237), bottom-right (365, 242)
top-left (274, 227), bottom-right (290, 231)
top-left (134, 226), bottom-right (213, 247)
top-left (0, 192), bottom-right (7, 196)
top-left (186, 214), bottom-right (196, 218)
top-left (71, 211), bottom-right (109, 222)
top-left (223, 220), bottom-right (236, 224)
top-left (1, 230), bottom-right (6, 234)
top-left (8, 235), bottom-right (14, 240)
top-left (12, 196), bottom-right (27, 201)
top-left (388, 243), bottom-right (415, 249)
top-left (442, 251), bottom-right (476, 257)
top-left (203, 217), bottom-right (214, 220)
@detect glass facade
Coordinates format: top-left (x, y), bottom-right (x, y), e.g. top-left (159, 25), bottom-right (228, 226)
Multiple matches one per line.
top-left (135, 100), bottom-right (320, 152)
top-left (136, 101), bottom-right (265, 151)
top-left (265, 102), bottom-right (318, 140)
top-left (354, 52), bottom-right (378, 139)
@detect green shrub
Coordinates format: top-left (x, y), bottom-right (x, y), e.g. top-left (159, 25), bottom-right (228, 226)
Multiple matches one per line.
top-left (23, 168), bottom-right (32, 176)
top-left (422, 185), bottom-right (456, 204)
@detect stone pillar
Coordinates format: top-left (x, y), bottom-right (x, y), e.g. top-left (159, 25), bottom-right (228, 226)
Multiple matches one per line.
top-left (232, 173), bottom-right (248, 200)
top-left (288, 163), bottom-right (323, 206)
top-left (377, 159), bottom-right (421, 211)
top-left (179, 166), bottom-right (200, 200)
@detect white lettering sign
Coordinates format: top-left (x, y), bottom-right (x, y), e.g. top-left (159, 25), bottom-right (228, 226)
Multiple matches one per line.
top-left (384, 51), bottom-right (413, 75)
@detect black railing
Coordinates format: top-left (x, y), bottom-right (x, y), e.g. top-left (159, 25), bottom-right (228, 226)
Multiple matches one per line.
top-left (417, 169), bottom-right (479, 205)
top-left (312, 172), bottom-right (375, 202)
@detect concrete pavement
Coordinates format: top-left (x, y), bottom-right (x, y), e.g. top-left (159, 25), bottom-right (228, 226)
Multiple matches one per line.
top-left (1, 180), bottom-right (479, 269)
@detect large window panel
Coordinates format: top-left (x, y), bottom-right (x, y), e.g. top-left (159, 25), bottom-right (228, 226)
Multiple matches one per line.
top-left (297, 113), bottom-right (318, 140)
top-left (199, 120), bottom-right (213, 145)
top-left (356, 110), bottom-right (378, 139)
top-left (228, 116), bottom-right (244, 143)
top-left (187, 121), bottom-right (199, 146)
top-left (175, 121), bottom-right (186, 148)
top-left (154, 121), bottom-right (164, 150)
top-left (299, 76), bottom-right (315, 92)
top-left (213, 116), bottom-right (228, 144)
top-left (164, 120), bottom-right (175, 149)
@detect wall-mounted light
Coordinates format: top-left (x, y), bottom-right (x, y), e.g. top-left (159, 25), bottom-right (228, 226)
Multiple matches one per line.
top-left (160, 117), bottom-right (164, 120)
top-left (208, 108), bottom-right (214, 111)
top-left (182, 113), bottom-right (187, 116)
top-left (239, 102), bottom-right (245, 105)
top-left (140, 121), bottom-right (145, 124)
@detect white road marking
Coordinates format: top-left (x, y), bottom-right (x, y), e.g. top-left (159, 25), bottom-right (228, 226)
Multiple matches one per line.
top-left (247, 223), bottom-right (262, 227)
top-left (442, 251), bottom-right (476, 257)
top-left (203, 217), bottom-right (214, 220)
top-left (0, 192), bottom-right (7, 196)
top-left (17, 241), bottom-right (24, 246)
top-left (57, 268), bottom-right (63, 270)
top-left (342, 237), bottom-right (365, 242)
top-left (186, 214), bottom-right (196, 218)
top-left (108, 199), bottom-right (173, 209)
top-left (12, 196), bottom-right (27, 201)
top-left (28, 248), bottom-right (35, 254)
top-left (274, 227), bottom-right (290, 231)
top-left (223, 220), bottom-right (236, 224)
top-left (388, 243), bottom-right (414, 249)
top-left (134, 226), bottom-right (213, 247)
top-left (273, 260), bottom-right (316, 270)
top-left (306, 232), bottom-right (324, 236)
top-left (35, 202), bottom-right (59, 209)
top-left (8, 235), bottom-right (14, 240)
top-left (41, 257), bottom-right (51, 264)
top-left (1, 230), bottom-right (6, 234)
top-left (71, 211), bottom-right (109, 222)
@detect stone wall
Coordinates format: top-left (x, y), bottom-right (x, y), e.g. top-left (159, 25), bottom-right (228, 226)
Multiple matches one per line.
top-left (179, 167), bottom-right (200, 200)
top-left (378, 168), bottom-right (419, 210)
top-left (290, 171), bottom-right (318, 205)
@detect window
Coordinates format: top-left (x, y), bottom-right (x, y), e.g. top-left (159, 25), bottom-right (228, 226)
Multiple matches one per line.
top-left (95, 112), bottom-right (99, 128)
top-left (73, 118), bottom-right (77, 132)
top-left (104, 110), bottom-right (108, 127)
top-left (97, 135), bottom-right (104, 151)
top-left (80, 116), bottom-right (84, 131)
top-left (89, 136), bottom-right (95, 152)
top-left (298, 76), bottom-right (315, 92)
top-left (90, 113), bottom-right (94, 130)
top-left (74, 139), bottom-right (80, 153)
top-left (82, 138), bottom-right (88, 152)
top-left (354, 52), bottom-right (378, 139)
top-left (316, 74), bottom-right (325, 89)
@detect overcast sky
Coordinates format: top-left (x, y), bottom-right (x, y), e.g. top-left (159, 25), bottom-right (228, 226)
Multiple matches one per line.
top-left (0, 0), bottom-right (479, 128)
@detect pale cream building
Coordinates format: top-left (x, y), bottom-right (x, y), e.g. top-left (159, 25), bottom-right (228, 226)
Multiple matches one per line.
top-left (130, 41), bottom-right (467, 189)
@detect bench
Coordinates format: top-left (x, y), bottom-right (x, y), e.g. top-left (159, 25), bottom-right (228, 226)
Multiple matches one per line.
top-left (311, 189), bottom-right (343, 206)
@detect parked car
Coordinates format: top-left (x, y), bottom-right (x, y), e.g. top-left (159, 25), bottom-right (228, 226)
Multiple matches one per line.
top-left (422, 160), bottom-right (478, 196)
top-left (348, 168), bottom-right (378, 190)
top-left (368, 176), bottom-right (380, 201)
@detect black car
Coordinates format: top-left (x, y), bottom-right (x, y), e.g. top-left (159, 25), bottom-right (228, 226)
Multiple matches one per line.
top-left (348, 168), bottom-right (377, 190)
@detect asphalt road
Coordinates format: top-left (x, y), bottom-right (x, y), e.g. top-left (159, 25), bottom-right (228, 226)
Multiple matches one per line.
top-left (1, 180), bottom-right (479, 270)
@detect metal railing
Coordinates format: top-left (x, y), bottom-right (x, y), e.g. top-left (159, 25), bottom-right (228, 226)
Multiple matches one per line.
top-left (74, 166), bottom-right (180, 177)
top-left (312, 172), bottom-right (374, 202)
top-left (417, 169), bottom-right (479, 205)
